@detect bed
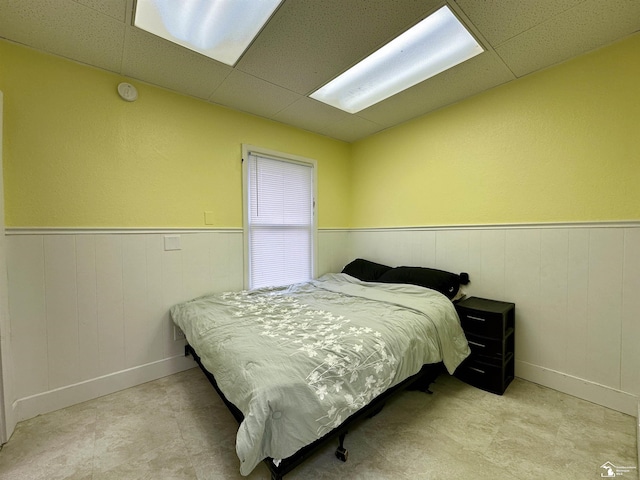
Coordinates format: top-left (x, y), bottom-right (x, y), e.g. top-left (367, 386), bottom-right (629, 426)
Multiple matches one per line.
top-left (170, 259), bottom-right (471, 478)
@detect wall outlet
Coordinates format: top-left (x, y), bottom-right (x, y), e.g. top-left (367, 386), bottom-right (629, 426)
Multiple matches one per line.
top-left (173, 325), bottom-right (186, 341)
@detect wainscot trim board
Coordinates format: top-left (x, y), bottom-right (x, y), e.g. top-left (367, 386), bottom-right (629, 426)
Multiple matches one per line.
top-left (516, 360), bottom-right (638, 417)
top-left (5, 227), bottom-right (243, 235)
top-left (342, 220), bottom-right (640, 232)
top-left (7, 220), bottom-right (638, 236)
top-left (14, 355), bottom-right (195, 423)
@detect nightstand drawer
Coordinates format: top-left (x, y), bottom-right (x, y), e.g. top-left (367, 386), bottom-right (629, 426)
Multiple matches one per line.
top-left (456, 297), bottom-right (515, 338)
top-left (465, 332), bottom-right (504, 361)
top-left (458, 308), bottom-right (504, 337)
top-left (455, 357), bottom-right (513, 395)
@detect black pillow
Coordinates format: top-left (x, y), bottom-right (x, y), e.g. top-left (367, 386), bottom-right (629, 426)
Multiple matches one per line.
top-left (341, 258), bottom-right (393, 282)
top-left (378, 266), bottom-right (464, 299)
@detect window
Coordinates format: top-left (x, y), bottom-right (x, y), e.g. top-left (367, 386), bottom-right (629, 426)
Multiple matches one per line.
top-left (242, 145), bottom-right (316, 289)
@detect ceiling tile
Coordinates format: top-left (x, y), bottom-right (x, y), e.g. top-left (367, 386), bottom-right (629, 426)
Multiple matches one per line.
top-left (0, 0), bottom-right (125, 72)
top-left (274, 97), bottom-right (351, 134)
top-left (1, 0), bottom-right (637, 143)
top-left (455, 0), bottom-right (585, 47)
top-left (122, 27), bottom-right (232, 100)
top-left (236, 0), bottom-right (444, 94)
top-left (358, 51), bottom-right (516, 127)
top-left (495, 0), bottom-right (640, 78)
top-left (320, 115), bottom-right (386, 143)
top-left (209, 70), bottom-right (301, 118)
top-left (73, 0), bottom-right (127, 22)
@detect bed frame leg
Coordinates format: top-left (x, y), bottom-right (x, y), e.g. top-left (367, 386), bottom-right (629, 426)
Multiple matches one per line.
top-left (335, 432), bottom-right (349, 462)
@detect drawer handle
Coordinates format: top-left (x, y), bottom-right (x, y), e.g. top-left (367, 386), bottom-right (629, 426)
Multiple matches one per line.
top-left (467, 315), bottom-right (486, 322)
top-left (468, 340), bottom-right (486, 348)
top-left (468, 367), bottom-right (486, 374)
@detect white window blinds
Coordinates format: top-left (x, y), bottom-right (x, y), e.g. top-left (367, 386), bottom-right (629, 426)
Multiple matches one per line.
top-left (245, 150), bottom-right (315, 289)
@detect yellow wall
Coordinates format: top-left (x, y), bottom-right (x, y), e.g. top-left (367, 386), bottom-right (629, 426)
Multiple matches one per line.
top-left (0, 41), bottom-right (351, 228)
top-left (2, 33), bottom-right (639, 230)
top-left (350, 33), bottom-right (640, 227)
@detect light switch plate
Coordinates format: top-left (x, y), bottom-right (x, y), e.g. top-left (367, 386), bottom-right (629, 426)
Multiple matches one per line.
top-left (164, 235), bottom-right (181, 251)
top-left (204, 211), bottom-right (215, 225)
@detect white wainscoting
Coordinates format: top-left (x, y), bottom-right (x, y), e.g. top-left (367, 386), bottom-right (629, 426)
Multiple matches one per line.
top-left (5, 229), bottom-right (247, 421)
top-left (317, 229), bottom-right (352, 276)
top-left (347, 223), bottom-right (640, 415)
top-left (4, 228), bottom-right (350, 422)
top-left (4, 225), bottom-right (638, 423)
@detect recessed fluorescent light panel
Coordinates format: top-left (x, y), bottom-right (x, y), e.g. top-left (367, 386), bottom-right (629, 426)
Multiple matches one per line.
top-left (310, 6), bottom-right (483, 114)
top-left (134, 0), bottom-right (283, 66)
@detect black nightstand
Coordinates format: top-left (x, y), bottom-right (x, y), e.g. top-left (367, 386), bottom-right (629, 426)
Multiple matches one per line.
top-left (454, 297), bottom-right (515, 395)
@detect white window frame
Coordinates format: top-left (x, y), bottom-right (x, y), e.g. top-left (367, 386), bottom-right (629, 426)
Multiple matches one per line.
top-left (241, 144), bottom-right (317, 290)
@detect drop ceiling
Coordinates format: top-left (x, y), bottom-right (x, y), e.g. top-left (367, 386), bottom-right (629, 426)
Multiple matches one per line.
top-left (0, 0), bottom-right (638, 143)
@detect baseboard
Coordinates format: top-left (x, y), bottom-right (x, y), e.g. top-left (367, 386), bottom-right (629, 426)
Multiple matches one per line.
top-left (516, 360), bottom-right (638, 416)
top-left (13, 355), bottom-right (196, 424)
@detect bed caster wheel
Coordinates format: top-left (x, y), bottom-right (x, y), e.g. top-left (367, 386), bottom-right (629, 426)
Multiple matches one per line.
top-left (335, 446), bottom-right (348, 462)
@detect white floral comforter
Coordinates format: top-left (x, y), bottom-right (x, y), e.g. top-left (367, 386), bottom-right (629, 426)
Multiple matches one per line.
top-left (170, 273), bottom-right (470, 476)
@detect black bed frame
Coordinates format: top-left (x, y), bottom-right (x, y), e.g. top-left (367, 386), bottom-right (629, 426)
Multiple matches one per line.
top-left (185, 344), bottom-right (443, 480)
